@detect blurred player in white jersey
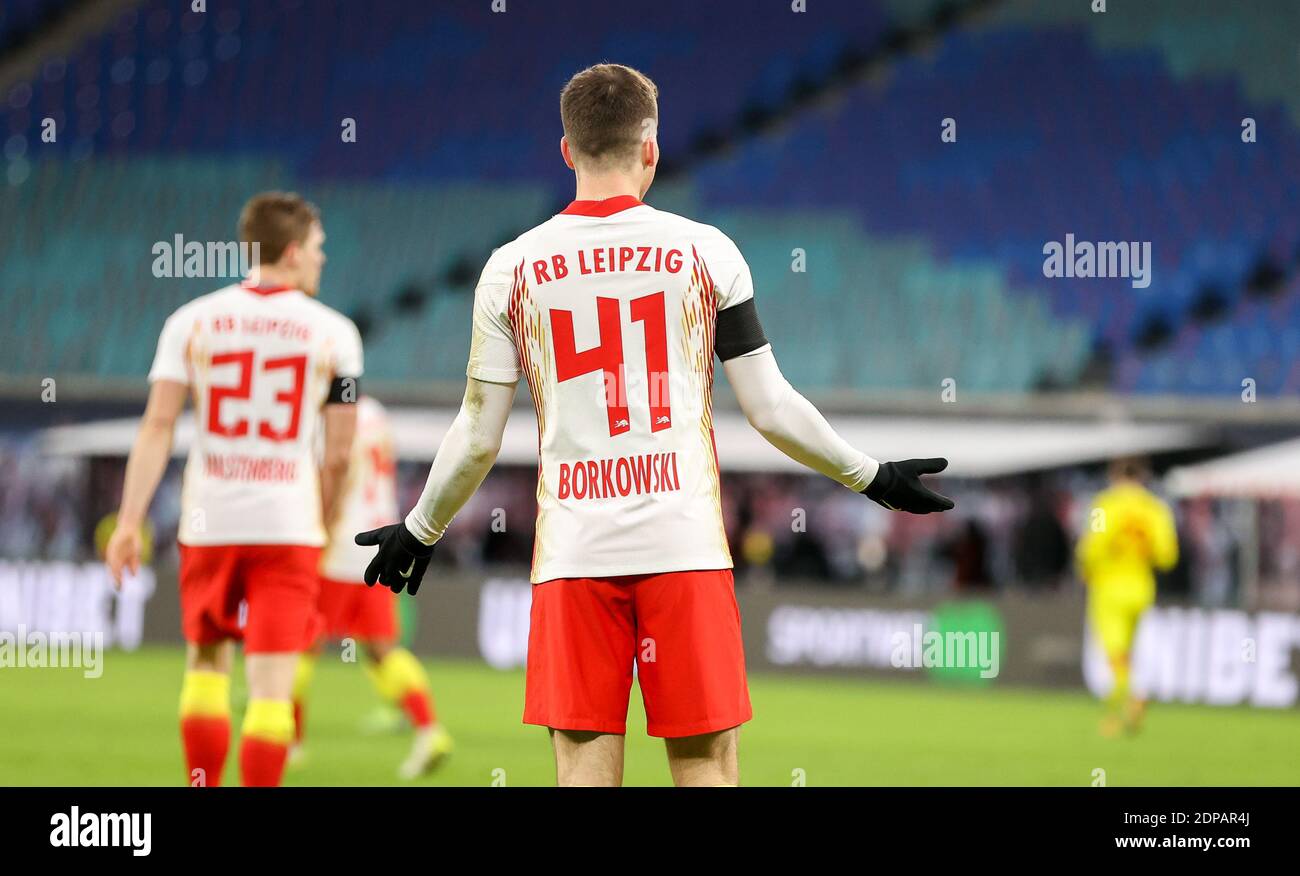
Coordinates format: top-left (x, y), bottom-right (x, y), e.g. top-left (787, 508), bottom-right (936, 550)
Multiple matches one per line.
top-left (291, 395), bottom-right (452, 779)
top-left (106, 192), bottom-right (363, 787)
top-left (355, 65), bottom-right (953, 786)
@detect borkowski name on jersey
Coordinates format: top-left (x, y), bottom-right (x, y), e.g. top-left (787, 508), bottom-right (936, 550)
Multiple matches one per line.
top-left (467, 197), bottom-right (758, 582)
top-left (557, 451), bottom-right (680, 501)
top-left (149, 282), bottom-right (363, 547)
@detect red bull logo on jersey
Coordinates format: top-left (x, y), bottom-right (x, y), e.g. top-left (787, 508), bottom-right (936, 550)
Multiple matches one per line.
top-left (557, 452), bottom-right (681, 501)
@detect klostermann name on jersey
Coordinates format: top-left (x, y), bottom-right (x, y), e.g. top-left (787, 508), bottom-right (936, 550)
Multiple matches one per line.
top-left (149, 282), bottom-right (364, 547)
top-left (467, 197), bottom-right (762, 583)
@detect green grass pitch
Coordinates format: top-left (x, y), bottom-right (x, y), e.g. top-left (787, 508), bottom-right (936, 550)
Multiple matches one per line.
top-left (3, 646), bottom-right (1298, 786)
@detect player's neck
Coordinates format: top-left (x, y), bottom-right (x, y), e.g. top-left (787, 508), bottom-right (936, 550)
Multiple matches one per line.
top-left (573, 174), bottom-right (643, 203)
top-left (247, 265), bottom-right (298, 290)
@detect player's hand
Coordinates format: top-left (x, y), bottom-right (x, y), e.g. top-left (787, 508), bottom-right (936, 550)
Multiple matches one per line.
top-left (105, 525), bottom-right (142, 590)
top-left (354, 523), bottom-right (434, 596)
top-left (863, 458), bottom-right (955, 514)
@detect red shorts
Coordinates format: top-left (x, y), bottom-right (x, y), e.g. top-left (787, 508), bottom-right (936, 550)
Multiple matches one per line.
top-left (177, 544), bottom-right (322, 653)
top-left (316, 576), bottom-right (398, 642)
top-left (523, 568), bottom-right (752, 738)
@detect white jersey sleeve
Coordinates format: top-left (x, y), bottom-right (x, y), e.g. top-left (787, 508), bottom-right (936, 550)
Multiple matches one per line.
top-left (705, 228), bottom-right (756, 312)
top-left (466, 252), bottom-right (523, 384)
top-left (704, 227), bottom-right (771, 359)
top-left (332, 316), bottom-right (365, 383)
top-left (148, 306), bottom-right (199, 385)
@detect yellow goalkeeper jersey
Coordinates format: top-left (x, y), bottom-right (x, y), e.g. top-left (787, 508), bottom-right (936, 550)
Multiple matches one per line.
top-left (1076, 482), bottom-right (1178, 608)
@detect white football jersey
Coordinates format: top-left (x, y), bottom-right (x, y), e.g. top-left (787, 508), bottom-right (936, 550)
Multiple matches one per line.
top-left (469, 196), bottom-right (762, 582)
top-left (149, 282), bottom-right (364, 547)
top-left (320, 396), bottom-right (399, 581)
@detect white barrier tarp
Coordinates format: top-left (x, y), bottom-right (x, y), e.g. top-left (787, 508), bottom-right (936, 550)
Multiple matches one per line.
top-left (39, 408), bottom-right (1206, 479)
top-left (1167, 437), bottom-right (1300, 498)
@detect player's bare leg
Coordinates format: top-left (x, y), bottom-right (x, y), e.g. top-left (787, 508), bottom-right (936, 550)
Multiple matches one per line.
top-left (246, 651), bottom-right (299, 701)
top-left (665, 727), bottom-right (739, 787)
top-left (186, 639), bottom-right (234, 673)
top-left (179, 640), bottom-right (234, 787)
top-left (240, 652), bottom-right (299, 786)
top-left (364, 640), bottom-right (453, 779)
top-left (551, 729), bottom-right (625, 786)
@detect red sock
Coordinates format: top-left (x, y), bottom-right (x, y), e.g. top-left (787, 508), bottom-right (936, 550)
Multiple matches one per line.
top-left (401, 690), bottom-right (435, 729)
top-left (180, 715), bottom-right (230, 787)
top-left (240, 737), bottom-right (289, 787)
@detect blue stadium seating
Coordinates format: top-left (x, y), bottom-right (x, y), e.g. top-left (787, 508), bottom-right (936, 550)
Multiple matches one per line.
top-left (2, 0), bottom-right (1297, 395)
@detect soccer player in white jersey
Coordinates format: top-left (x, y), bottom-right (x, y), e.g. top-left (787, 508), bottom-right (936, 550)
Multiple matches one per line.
top-left (105, 192), bottom-right (364, 787)
top-left (292, 395), bottom-right (452, 779)
top-left (356, 64), bottom-right (953, 787)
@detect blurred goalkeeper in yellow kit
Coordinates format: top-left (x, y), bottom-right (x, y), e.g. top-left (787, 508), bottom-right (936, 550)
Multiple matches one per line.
top-left (1076, 458), bottom-right (1178, 737)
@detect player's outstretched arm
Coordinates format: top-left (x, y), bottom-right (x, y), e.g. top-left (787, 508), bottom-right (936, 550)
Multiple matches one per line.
top-left (723, 348), bottom-right (953, 514)
top-left (355, 376), bottom-right (516, 594)
top-left (319, 399), bottom-right (358, 529)
top-left (106, 379), bottom-right (188, 587)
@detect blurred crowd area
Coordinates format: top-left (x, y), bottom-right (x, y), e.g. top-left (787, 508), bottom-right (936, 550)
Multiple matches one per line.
top-left (4, 437), bottom-right (1297, 610)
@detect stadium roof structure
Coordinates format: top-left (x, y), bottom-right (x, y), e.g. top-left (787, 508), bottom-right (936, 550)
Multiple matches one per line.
top-left (39, 410), bottom-right (1208, 479)
top-left (1167, 437), bottom-right (1300, 497)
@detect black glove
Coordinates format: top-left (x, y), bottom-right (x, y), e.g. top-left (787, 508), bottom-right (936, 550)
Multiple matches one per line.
top-left (863, 458), bottom-right (955, 514)
top-left (354, 523), bottom-right (434, 595)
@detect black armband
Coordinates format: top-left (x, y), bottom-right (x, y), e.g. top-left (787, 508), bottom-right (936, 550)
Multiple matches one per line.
top-left (714, 298), bottom-right (769, 361)
top-left (327, 376), bottom-right (360, 404)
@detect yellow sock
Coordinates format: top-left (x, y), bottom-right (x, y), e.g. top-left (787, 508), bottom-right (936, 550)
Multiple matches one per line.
top-left (242, 699), bottom-right (294, 745)
top-left (179, 670), bottom-right (231, 719)
top-left (363, 661), bottom-right (392, 702)
top-left (293, 654), bottom-right (317, 702)
top-left (373, 648), bottom-right (430, 702)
